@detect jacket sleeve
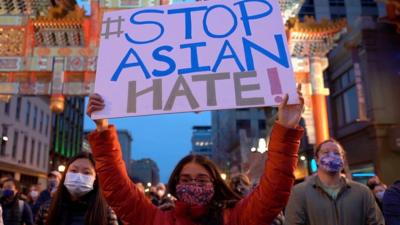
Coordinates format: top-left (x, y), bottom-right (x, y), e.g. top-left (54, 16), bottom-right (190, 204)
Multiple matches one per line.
top-left (230, 123), bottom-right (303, 225)
top-left (365, 189), bottom-right (385, 225)
top-left (22, 202), bottom-right (33, 225)
top-left (283, 184), bottom-right (307, 225)
top-left (88, 125), bottom-right (159, 225)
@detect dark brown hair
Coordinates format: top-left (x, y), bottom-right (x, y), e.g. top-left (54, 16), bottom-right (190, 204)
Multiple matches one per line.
top-left (167, 154), bottom-right (241, 225)
top-left (314, 138), bottom-right (346, 159)
top-left (46, 152), bottom-right (109, 225)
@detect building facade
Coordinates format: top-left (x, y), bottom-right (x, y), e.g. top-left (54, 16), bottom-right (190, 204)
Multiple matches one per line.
top-left (0, 96), bottom-right (52, 187)
top-left (129, 158), bottom-right (160, 185)
top-left (49, 96), bottom-right (85, 171)
top-left (211, 108), bottom-right (276, 179)
top-left (326, 18), bottom-right (400, 184)
top-left (191, 126), bottom-right (213, 159)
top-left (117, 130), bottom-right (133, 170)
top-left (298, 0), bottom-right (386, 22)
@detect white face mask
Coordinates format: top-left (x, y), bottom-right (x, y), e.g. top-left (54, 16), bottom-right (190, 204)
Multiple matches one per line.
top-left (64, 172), bottom-right (95, 197)
top-left (376, 191), bottom-right (385, 202)
top-left (30, 191), bottom-right (39, 198)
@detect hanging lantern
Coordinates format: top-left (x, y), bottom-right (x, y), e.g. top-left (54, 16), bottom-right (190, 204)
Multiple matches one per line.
top-left (50, 94), bottom-right (65, 113)
top-left (0, 95), bottom-right (12, 102)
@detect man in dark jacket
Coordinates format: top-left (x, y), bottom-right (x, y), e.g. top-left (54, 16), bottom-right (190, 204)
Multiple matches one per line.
top-left (383, 180), bottom-right (400, 225)
top-left (31, 171), bottom-right (61, 216)
top-left (285, 139), bottom-right (384, 225)
top-left (0, 178), bottom-right (33, 225)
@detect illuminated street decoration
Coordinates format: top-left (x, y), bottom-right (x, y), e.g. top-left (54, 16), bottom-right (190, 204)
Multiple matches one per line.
top-left (279, 0), bottom-right (305, 23)
top-left (287, 16), bottom-right (347, 144)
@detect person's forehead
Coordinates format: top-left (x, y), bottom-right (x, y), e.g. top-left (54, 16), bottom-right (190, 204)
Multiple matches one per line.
top-left (180, 162), bottom-right (210, 177)
top-left (70, 158), bottom-right (94, 169)
top-left (3, 181), bottom-right (15, 188)
top-left (320, 142), bottom-right (341, 152)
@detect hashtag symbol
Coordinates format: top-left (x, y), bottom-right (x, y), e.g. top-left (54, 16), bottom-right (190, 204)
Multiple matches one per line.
top-left (101, 16), bottom-right (125, 39)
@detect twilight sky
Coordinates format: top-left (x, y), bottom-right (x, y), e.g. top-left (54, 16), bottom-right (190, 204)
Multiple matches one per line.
top-left (84, 98), bottom-right (211, 182)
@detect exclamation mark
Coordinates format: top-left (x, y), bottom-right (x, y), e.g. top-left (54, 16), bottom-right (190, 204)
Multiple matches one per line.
top-left (267, 68), bottom-right (283, 103)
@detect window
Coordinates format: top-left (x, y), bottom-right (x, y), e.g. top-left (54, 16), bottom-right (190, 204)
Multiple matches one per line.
top-left (22, 135), bottom-right (28, 163)
top-left (236, 120), bottom-right (251, 136)
top-left (331, 68), bottom-right (361, 128)
top-left (33, 106), bottom-right (38, 130)
top-left (16, 97), bottom-right (21, 121)
top-left (45, 115), bottom-right (50, 136)
top-left (329, 0), bottom-right (346, 19)
top-left (361, 0), bottom-right (378, 17)
top-left (298, 0), bottom-right (315, 21)
top-left (12, 131), bottom-right (19, 159)
top-left (4, 101), bottom-right (10, 115)
top-left (329, 0), bottom-right (345, 6)
top-left (361, 0), bottom-right (377, 7)
top-left (37, 142), bottom-right (41, 166)
top-left (39, 111), bottom-right (44, 133)
top-left (43, 144), bottom-right (48, 168)
top-left (30, 139), bottom-right (35, 164)
top-left (258, 120), bottom-right (266, 130)
top-left (1, 126), bottom-right (8, 156)
top-left (25, 101), bottom-right (31, 126)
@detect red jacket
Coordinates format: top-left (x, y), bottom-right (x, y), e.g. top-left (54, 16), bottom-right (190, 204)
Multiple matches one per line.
top-left (88, 123), bottom-right (303, 225)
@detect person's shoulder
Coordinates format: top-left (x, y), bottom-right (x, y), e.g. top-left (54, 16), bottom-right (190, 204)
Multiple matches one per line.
top-left (346, 180), bottom-right (371, 193)
top-left (294, 175), bottom-right (317, 190)
top-left (39, 189), bottom-right (50, 197)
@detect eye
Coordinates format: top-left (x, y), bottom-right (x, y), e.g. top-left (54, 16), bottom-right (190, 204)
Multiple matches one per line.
top-left (83, 170), bottom-right (92, 175)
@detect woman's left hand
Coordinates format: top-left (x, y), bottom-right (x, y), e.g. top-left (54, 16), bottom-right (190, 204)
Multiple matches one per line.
top-left (276, 84), bottom-right (304, 129)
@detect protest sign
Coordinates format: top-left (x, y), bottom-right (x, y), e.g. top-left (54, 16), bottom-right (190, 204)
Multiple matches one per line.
top-left (93, 0), bottom-right (297, 119)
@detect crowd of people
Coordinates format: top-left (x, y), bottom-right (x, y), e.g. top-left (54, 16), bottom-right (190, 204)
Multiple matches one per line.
top-left (0, 89), bottom-right (398, 225)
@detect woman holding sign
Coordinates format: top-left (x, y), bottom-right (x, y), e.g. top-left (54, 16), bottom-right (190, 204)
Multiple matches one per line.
top-left (86, 86), bottom-right (304, 225)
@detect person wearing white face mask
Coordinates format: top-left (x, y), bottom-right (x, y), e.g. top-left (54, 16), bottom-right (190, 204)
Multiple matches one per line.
top-left (34, 152), bottom-right (119, 225)
top-left (285, 139), bottom-right (385, 225)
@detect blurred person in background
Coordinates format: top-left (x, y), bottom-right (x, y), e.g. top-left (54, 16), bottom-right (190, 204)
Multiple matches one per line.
top-left (383, 180), bottom-right (400, 225)
top-left (0, 178), bottom-right (33, 225)
top-left (35, 152), bottom-right (118, 225)
top-left (285, 139), bottom-right (384, 225)
top-left (26, 185), bottom-right (39, 211)
top-left (32, 171), bottom-right (61, 217)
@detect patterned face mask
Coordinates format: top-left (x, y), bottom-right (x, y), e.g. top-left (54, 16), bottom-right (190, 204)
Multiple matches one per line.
top-left (176, 183), bottom-right (214, 206)
top-left (319, 152), bottom-right (344, 173)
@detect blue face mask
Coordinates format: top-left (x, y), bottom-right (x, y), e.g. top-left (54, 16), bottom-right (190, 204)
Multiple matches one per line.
top-left (2, 189), bottom-right (15, 198)
top-left (319, 152), bottom-right (344, 173)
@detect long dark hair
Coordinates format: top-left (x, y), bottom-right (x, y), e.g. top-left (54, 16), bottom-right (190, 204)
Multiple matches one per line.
top-left (168, 154), bottom-right (241, 225)
top-left (46, 152), bottom-right (109, 225)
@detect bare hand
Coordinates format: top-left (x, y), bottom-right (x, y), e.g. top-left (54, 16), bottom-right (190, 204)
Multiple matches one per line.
top-left (276, 84), bottom-right (304, 129)
top-left (86, 93), bottom-right (109, 131)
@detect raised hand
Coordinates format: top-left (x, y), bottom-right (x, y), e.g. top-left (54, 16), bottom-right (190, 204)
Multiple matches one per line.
top-left (86, 93), bottom-right (109, 131)
top-left (276, 84), bottom-right (304, 129)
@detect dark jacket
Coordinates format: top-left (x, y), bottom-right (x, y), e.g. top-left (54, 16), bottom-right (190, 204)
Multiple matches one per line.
top-left (383, 180), bottom-right (400, 225)
top-left (34, 199), bottom-right (118, 225)
top-left (88, 123), bottom-right (303, 225)
top-left (1, 198), bottom-right (33, 225)
top-left (32, 190), bottom-right (51, 217)
top-left (284, 175), bottom-right (385, 225)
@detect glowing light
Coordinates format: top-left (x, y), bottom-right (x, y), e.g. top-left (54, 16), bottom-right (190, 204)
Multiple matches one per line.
top-left (220, 173), bottom-right (227, 180)
top-left (58, 165), bottom-right (66, 172)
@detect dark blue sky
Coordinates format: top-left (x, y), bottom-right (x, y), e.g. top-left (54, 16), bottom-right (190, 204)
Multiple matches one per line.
top-left (84, 98), bottom-right (211, 182)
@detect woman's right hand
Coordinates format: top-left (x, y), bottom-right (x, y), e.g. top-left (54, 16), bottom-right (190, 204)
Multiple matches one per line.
top-left (86, 93), bottom-right (109, 131)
